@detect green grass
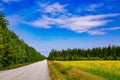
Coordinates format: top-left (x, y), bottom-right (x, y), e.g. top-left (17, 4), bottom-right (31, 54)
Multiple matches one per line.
top-left (0, 62), bottom-right (34, 71)
top-left (48, 61), bottom-right (67, 80)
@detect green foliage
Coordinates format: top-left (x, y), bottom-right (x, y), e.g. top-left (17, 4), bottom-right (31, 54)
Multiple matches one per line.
top-left (48, 45), bottom-right (120, 60)
top-left (0, 13), bottom-right (45, 69)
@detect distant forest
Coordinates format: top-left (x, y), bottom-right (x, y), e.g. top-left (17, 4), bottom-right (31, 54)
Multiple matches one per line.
top-left (48, 45), bottom-right (120, 60)
top-left (0, 13), bottom-right (45, 69)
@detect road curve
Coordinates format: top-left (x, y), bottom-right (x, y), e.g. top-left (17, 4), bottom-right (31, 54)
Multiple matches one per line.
top-left (0, 60), bottom-right (50, 80)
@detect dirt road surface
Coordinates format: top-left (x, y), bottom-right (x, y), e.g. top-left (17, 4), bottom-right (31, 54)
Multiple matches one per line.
top-left (0, 60), bottom-right (50, 80)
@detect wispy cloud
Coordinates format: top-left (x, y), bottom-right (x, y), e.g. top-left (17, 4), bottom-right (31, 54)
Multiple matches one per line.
top-left (27, 2), bottom-right (119, 35)
top-left (86, 3), bottom-right (103, 12)
top-left (2, 0), bottom-right (20, 3)
top-left (100, 27), bottom-right (120, 30)
top-left (38, 2), bottom-right (67, 17)
top-left (27, 13), bottom-right (119, 34)
top-left (87, 30), bottom-right (106, 35)
top-left (9, 2), bottom-right (119, 35)
top-left (87, 26), bottom-right (120, 35)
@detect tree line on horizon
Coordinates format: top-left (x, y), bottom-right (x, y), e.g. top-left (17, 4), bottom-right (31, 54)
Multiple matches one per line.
top-left (48, 45), bottom-right (120, 60)
top-left (0, 13), bottom-right (45, 69)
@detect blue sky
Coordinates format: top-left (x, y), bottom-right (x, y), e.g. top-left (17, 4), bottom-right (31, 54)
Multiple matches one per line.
top-left (0, 0), bottom-right (120, 56)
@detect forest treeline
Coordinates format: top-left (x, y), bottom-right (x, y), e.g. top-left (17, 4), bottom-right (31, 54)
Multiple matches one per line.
top-left (48, 45), bottom-right (120, 60)
top-left (0, 13), bottom-right (45, 69)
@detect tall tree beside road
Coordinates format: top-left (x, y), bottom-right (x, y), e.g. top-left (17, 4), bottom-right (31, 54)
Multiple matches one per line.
top-left (0, 13), bottom-right (45, 69)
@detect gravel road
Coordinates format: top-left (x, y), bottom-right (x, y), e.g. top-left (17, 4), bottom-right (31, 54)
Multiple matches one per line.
top-left (0, 60), bottom-right (50, 80)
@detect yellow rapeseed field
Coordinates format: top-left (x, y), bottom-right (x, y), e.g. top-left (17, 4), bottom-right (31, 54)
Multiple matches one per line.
top-left (57, 61), bottom-right (120, 80)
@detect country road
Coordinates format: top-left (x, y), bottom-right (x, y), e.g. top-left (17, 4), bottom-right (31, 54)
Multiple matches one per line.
top-left (0, 60), bottom-right (50, 80)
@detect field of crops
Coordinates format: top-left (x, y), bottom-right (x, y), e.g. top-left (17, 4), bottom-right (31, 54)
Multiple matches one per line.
top-left (58, 61), bottom-right (120, 80)
top-left (48, 61), bottom-right (120, 80)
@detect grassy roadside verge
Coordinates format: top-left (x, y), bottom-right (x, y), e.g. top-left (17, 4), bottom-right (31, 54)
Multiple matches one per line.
top-left (48, 61), bottom-right (104, 80)
top-left (0, 62), bottom-right (36, 71)
top-left (48, 61), bottom-right (67, 80)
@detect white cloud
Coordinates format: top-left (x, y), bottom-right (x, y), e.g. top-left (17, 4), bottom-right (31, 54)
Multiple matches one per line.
top-left (27, 14), bottom-right (119, 35)
top-left (2, 0), bottom-right (20, 3)
top-left (44, 3), bottom-right (66, 13)
top-left (86, 4), bottom-right (103, 12)
top-left (38, 3), bottom-right (67, 16)
top-left (87, 30), bottom-right (106, 35)
top-left (87, 26), bottom-right (120, 35)
top-left (100, 27), bottom-right (120, 30)
top-left (24, 2), bottom-right (120, 35)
